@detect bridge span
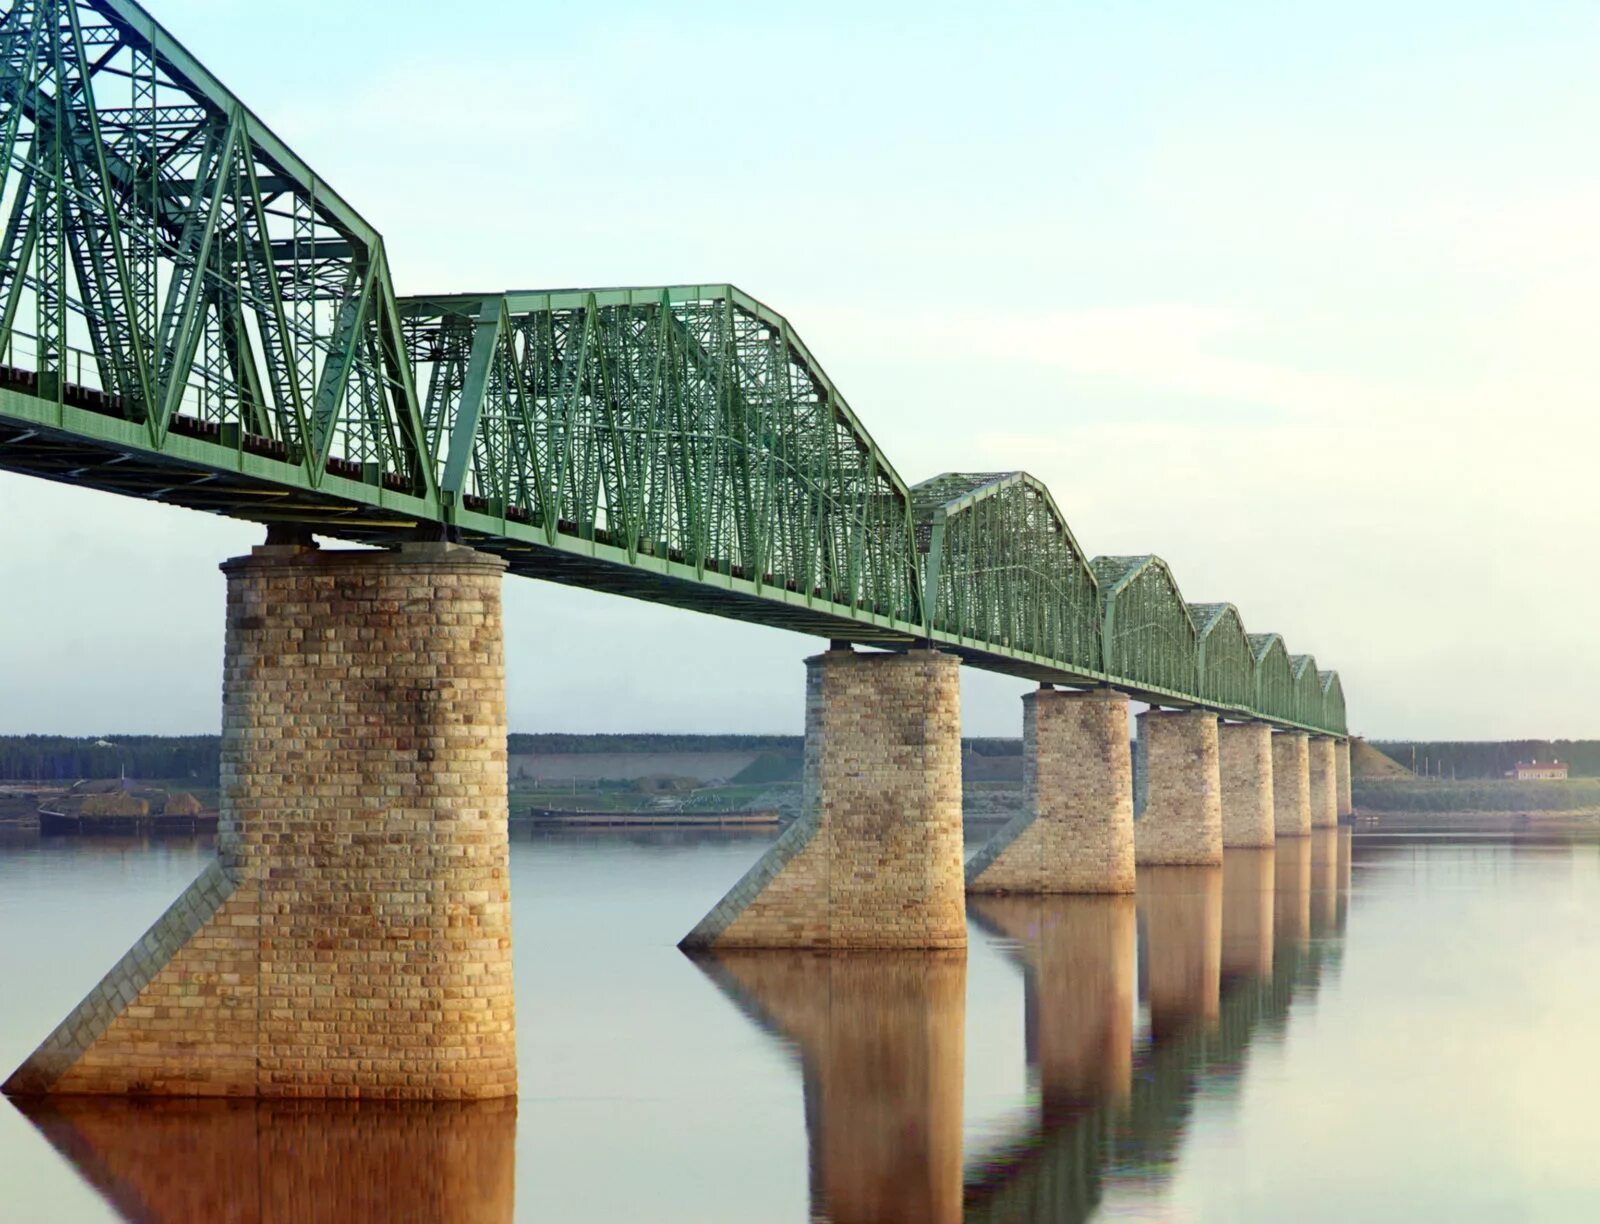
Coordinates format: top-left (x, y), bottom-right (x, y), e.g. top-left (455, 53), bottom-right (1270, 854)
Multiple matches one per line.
top-left (2, 0), bottom-right (1355, 1102)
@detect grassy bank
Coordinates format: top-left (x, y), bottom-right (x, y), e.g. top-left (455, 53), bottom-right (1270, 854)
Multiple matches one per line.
top-left (1354, 778), bottom-right (1600, 812)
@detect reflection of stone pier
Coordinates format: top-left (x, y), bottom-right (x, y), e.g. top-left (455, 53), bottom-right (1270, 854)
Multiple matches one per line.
top-left (965, 847), bottom-right (1353, 1221)
top-left (1273, 834), bottom-right (1313, 951)
top-left (1138, 866), bottom-right (1223, 1041)
top-left (15, 1097), bottom-right (516, 1222)
top-left (970, 895), bottom-right (1136, 1119)
top-left (689, 950), bottom-right (966, 1224)
top-left (1310, 828), bottom-right (1340, 938)
top-left (1221, 849), bottom-right (1275, 983)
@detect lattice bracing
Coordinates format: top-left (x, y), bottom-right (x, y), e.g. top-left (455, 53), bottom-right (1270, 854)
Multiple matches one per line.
top-left (0, 0), bottom-right (1349, 736)
top-left (1248, 634), bottom-right (1296, 724)
top-left (912, 471), bottom-right (1098, 675)
top-left (1091, 556), bottom-right (1198, 697)
top-left (1190, 602), bottom-right (1254, 711)
top-left (1289, 654), bottom-right (1324, 729)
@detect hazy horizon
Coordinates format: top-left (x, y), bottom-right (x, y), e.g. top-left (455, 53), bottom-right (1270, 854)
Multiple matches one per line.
top-left (4, 0), bottom-right (1597, 740)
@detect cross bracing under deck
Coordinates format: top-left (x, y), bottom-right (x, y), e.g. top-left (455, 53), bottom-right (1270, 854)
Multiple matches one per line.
top-left (0, 0), bottom-right (1348, 735)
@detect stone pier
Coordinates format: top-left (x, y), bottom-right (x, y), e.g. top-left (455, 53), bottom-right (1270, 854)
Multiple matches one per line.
top-left (966, 688), bottom-right (1135, 894)
top-left (1217, 722), bottom-right (1275, 848)
top-left (1134, 710), bottom-right (1222, 866)
top-left (4, 542), bottom-right (517, 1100)
top-left (1308, 736), bottom-right (1339, 828)
top-left (1336, 738), bottom-right (1354, 818)
top-left (681, 647), bottom-right (965, 950)
top-left (1271, 731), bottom-right (1311, 838)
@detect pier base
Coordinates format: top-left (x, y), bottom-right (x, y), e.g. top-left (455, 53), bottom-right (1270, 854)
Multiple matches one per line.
top-left (966, 688), bottom-right (1134, 894)
top-left (1271, 732), bottom-right (1311, 838)
top-left (4, 543), bottom-right (516, 1100)
top-left (681, 647), bottom-right (965, 950)
top-left (1134, 710), bottom-right (1222, 866)
top-left (1308, 736), bottom-right (1339, 828)
top-left (1217, 721), bottom-right (1275, 848)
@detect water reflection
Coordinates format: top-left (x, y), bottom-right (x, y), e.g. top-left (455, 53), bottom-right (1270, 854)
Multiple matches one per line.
top-left (1221, 850), bottom-right (1275, 984)
top-left (687, 949), bottom-right (966, 1224)
top-left (970, 895), bottom-right (1136, 1119)
top-left (13, 1097), bottom-right (516, 1222)
top-left (1139, 866), bottom-right (1223, 1041)
top-left (966, 848), bottom-right (1350, 1222)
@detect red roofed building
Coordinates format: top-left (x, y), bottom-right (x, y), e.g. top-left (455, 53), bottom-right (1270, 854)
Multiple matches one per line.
top-left (1508, 760), bottom-right (1568, 781)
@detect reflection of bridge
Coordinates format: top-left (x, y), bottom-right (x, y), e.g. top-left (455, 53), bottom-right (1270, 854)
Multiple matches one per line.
top-left (688, 836), bottom-right (1352, 1223)
top-left (1, 0), bottom-right (1357, 1102)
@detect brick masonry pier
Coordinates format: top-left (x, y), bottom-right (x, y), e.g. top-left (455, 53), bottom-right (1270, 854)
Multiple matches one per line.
top-left (1271, 731), bottom-right (1312, 838)
top-left (3, 542), bottom-right (516, 1100)
top-left (1216, 721), bottom-right (1276, 848)
top-left (966, 688), bottom-right (1135, 894)
top-left (1134, 710), bottom-right (1223, 866)
top-left (1308, 736), bottom-right (1339, 829)
top-left (680, 647), bottom-right (965, 950)
top-left (1336, 737), bottom-right (1354, 818)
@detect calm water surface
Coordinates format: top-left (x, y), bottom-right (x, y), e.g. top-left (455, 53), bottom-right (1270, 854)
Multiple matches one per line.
top-left (2, 825), bottom-right (1598, 1221)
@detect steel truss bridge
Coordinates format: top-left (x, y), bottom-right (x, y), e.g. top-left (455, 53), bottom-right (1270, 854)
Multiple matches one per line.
top-left (0, 0), bottom-right (1345, 735)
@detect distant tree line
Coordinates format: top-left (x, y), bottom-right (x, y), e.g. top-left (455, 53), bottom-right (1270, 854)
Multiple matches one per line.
top-left (2, 730), bottom-right (1037, 782)
top-left (0, 735), bottom-right (222, 782)
top-left (507, 733), bottom-right (802, 756)
top-left (1373, 740), bottom-right (1600, 779)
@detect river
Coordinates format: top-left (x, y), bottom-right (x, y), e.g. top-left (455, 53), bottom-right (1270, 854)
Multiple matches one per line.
top-left (1, 823), bottom-right (1597, 1221)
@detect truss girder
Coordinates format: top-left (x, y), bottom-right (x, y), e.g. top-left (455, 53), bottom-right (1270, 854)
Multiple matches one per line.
top-left (912, 470), bottom-right (1098, 674)
top-left (0, 0), bottom-right (1350, 737)
top-left (1091, 555), bottom-right (1199, 699)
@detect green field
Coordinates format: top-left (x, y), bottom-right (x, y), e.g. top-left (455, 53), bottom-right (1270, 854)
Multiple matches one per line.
top-left (1353, 778), bottom-right (1600, 812)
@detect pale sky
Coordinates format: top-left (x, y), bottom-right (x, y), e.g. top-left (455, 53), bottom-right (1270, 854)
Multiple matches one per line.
top-left (3, 0), bottom-right (1596, 740)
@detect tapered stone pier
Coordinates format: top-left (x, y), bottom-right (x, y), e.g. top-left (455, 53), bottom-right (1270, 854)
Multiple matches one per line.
top-left (1134, 710), bottom-right (1222, 866)
top-left (1336, 738), bottom-right (1354, 818)
top-left (681, 647), bottom-right (965, 950)
top-left (966, 688), bottom-right (1135, 894)
top-left (1308, 736), bottom-right (1339, 828)
top-left (1271, 731), bottom-right (1312, 838)
top-left (4, 542), bottom-right (517, 1100)
top-left (1217, 721), bottom-right (1275, 848)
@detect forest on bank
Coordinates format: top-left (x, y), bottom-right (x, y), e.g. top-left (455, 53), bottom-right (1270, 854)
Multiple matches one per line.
top-left (3, 733), bottom-right (1591, 785)
top-left (0, 732), bottom-right (1025, 782)
top-left (1371, 741), bottom-right (1600, 779)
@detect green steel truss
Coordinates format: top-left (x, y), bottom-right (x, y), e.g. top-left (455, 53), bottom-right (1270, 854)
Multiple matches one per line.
top-left (1090, 556), bottom-right (1198, 698)
top-left (1249, 634), bottom-right (1296, 722)
top-left (0, 0), bottom-right (1347, 735)
top-left (1189, 602), bottom-right (1253, 710)
top-left (912, 471), bottom-right (1098, 675)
